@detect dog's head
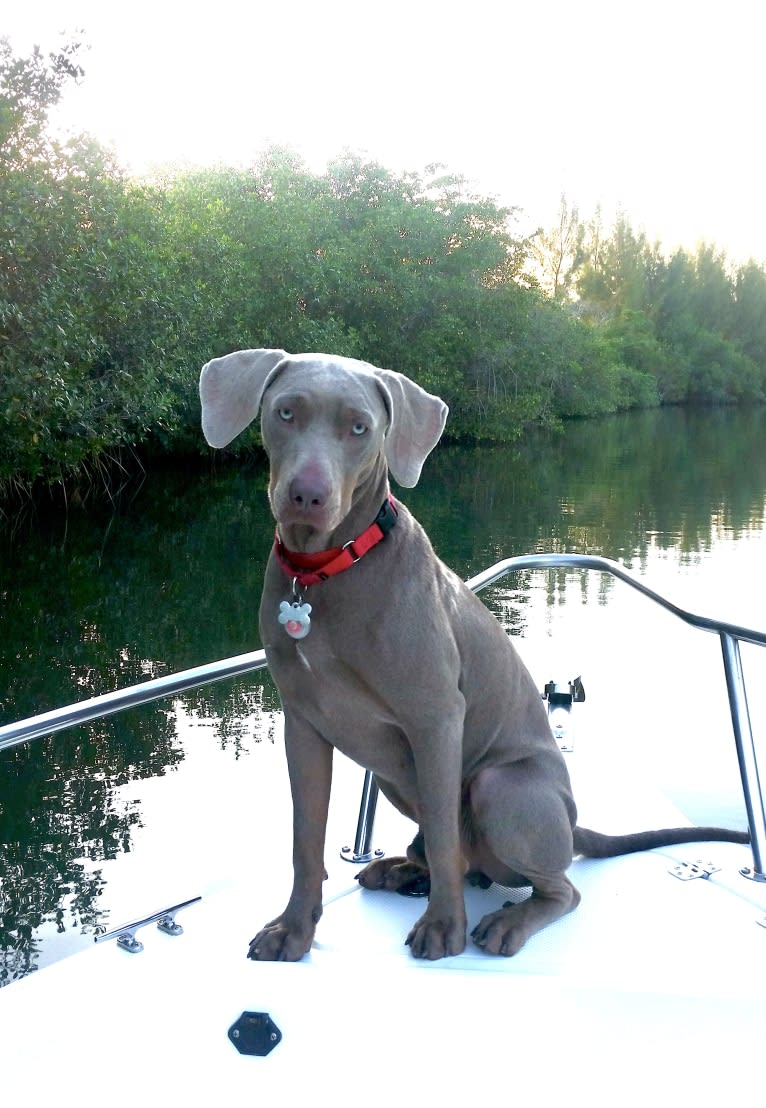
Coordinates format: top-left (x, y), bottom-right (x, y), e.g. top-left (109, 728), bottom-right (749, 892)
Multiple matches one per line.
top-left (199, 349), bottom-right (448, 541)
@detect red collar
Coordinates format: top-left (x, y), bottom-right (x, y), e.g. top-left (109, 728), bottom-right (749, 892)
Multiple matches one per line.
top-left (274, 496), bottom-right (398, 588)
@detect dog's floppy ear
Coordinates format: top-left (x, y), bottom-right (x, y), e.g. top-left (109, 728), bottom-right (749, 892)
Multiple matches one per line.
top-left (373, 368), bottom-right (448, 487)
top-left (200, 348), bottom-right (288, 448)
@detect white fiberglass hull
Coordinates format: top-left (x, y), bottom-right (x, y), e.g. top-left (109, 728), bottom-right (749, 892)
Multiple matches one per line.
top-left (1, 754), bottom-right (764, 1108)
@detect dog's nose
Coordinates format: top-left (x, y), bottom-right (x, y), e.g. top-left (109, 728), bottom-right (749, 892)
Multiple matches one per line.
top-left (289, 473), bottom-right (329, 513)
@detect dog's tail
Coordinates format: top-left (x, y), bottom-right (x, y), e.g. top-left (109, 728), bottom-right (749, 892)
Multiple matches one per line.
top-left (573, 824), bottom-right (750, 859)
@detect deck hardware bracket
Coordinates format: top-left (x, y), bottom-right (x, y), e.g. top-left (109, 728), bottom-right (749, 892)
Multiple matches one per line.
top-left (669, 860), bottom-right (721, 881)
top-left (739, 865), bottom-right (766, 883)
top-left (228, 1011), bottom-right (282, 1056)
top-left (116, 931), bottom-right (144, 954)
top-left (340, 845), bottom-right (385, 864)
top-left (542, 676), bottom-right (585, 752)
top-left (341, 769), bottom-right (384, 864)
top-left (94, 895), bottom-right (202, 953)
top-left (156, 913), bottom-right (184, 937)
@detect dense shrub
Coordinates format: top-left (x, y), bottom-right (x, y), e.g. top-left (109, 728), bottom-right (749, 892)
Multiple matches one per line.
top-left (2, 42), bottom-right (764, 495)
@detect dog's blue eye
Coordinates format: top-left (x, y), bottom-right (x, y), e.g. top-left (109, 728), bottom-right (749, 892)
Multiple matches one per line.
top-left (278, 407), bottom-right (294, 422)
top-left (351, 422), bottom-right (368, 436)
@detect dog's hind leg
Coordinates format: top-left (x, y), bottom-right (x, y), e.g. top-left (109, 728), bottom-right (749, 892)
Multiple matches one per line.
top-left (356, 831), bottom-right (431, 896)
top-left (466, 759), bottom-right (581, 956)
top-left (470, 872), bottom-right (580, 956)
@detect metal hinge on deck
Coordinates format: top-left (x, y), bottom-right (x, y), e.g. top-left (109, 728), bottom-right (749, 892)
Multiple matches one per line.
top-left (668, 860), bottom-right (721, 881)
top-left (670, 868), bottom-right (766, 930)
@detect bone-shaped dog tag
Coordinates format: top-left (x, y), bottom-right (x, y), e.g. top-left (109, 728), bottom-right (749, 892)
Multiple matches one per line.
top-left (278, 599), bottom-right (312, 639)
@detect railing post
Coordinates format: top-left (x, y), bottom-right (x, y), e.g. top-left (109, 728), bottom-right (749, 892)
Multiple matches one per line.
top-left (720, 632), bottom-right (766, 880)
top-left (341, 770), bottom-right (383, 863)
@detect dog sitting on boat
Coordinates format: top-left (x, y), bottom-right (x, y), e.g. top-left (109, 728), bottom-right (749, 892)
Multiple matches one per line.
top-left (199, 349), bottom-right (749, 961)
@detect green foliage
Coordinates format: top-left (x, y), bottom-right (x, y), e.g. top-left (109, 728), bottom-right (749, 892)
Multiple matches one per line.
top-left (574, 215), bottom-right (766, 406)
top-left (0, 37), bottom-right (84, 165)
top-left (1, 37), bottom-right (765, 496)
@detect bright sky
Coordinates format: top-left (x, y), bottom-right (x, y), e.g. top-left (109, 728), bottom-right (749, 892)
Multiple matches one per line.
top-left (5, 0), bottom-right (766, 265)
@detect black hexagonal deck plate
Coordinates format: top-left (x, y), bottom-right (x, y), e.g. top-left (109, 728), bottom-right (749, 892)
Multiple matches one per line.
top-left (228, 1011), bottom-right (282, 1056)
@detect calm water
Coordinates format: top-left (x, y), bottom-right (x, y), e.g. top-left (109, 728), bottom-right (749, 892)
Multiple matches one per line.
top-left (2, 406), bottom-right (766, 983)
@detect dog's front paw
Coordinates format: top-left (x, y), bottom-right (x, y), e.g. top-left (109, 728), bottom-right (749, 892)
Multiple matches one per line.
top-left (405, 904), bottom-right (466, 960)
top-left (248, 917), bottom-right (315, 962)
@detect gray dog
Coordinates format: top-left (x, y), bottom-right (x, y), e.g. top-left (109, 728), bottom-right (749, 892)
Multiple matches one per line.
top-left (200, 348), bottom-right (748, 961)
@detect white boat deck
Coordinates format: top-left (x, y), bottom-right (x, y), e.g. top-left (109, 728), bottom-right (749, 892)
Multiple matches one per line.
top-left (2, 744), bottom-right (765, 1107)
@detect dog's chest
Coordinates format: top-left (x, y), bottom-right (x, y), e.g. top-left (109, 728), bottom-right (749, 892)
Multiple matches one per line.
top-left (269, 630), bottom-right (386, 719)
top-left (266, 630), bottom-right (413, 768)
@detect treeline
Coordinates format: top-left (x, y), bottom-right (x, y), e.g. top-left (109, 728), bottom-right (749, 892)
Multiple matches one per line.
top-left (2, 41), bottom-right (766, 494)
top-left (533, 199), bottom-right (766, 406)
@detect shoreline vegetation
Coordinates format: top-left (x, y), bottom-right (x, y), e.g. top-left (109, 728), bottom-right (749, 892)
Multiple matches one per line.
top-left (3, 40), bottom-right (766, 504)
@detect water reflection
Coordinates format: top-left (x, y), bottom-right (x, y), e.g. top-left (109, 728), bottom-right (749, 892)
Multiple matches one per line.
top-left (2, 406), bottom-right (766, 982)
top-left (408, 407), bottom-right (766, 575)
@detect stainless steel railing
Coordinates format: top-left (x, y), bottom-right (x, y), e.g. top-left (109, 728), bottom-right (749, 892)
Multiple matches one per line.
top-left (0, 648), bottom-right (268, 753)
top-left (468, 554), bottom-right (766, 882)
top-left (2, 554), bottom-right (765, 880)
